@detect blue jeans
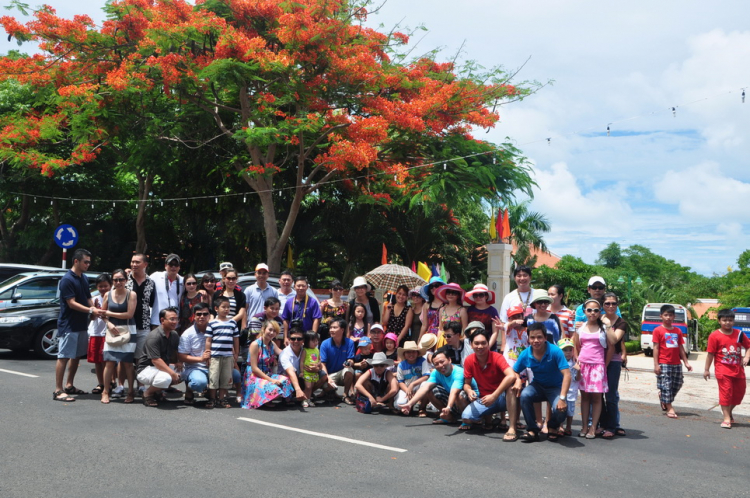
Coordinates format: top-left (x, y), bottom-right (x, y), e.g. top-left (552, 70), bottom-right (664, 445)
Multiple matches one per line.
top-left (520, 382), bottom-right (566, 432)
top-left (186, 368), bottom-right (241, 392)
top-left (603, 361), bottom-right (622, 430)
top-left (461, 393), bottom-right (508, 422)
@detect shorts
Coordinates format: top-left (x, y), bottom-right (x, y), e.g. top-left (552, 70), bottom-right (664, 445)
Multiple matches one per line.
top-left (208, 356), bottom-right (235, 390)
top-left (328, 367), bottom-right (354, 386)
top-left (716, 373), bottom-right (746, 406)
top-left (137, 366), bottom-right (175, 389)
top-left (57, 331), bottom-right (88, 359)
top-left (394, 384), bottom-right (421, 409)
top-left (432, 385), bottom-right (470, 417)
top-left (87, 336), bottom-right (105, 363)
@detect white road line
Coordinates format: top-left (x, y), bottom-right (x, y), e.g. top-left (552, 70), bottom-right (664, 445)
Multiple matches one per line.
top-left (237, 417), bottom-right (407, 453)
top-left (0, 368), bottom-right (39, 378)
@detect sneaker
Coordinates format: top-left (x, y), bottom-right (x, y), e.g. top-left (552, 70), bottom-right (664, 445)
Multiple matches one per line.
top-left (111, 385), bottom-right (124, 398)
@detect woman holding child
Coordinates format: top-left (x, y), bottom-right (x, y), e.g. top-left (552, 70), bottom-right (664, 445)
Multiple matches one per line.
top-left (241, 321), bottom-right (294, 409)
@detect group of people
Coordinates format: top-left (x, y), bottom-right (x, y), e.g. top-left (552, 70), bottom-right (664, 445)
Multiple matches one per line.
top-left (53, 251), bottom-right (749, 438)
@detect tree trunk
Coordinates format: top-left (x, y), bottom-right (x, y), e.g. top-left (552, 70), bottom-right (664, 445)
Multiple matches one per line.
top-left (135, 172), bottom-right (153, 254)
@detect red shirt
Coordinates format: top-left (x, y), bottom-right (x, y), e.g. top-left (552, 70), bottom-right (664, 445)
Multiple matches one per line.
top-left (652, 325), bottom-right (684, 365)
top-left (463, 351), bottom-right (511, 397)
top-left (707, 329), bottom-right (750, 378)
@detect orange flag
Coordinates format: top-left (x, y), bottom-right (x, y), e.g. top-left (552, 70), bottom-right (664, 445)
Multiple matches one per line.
top-left (502, 208), bottom-right (511, 241)
top-left (496, 208), bottom-right (504, 239)
top-left (382, 243), bottom-right (388, 265)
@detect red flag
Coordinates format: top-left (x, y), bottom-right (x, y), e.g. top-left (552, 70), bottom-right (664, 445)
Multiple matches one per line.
top-left (495, 208), bottom-right (504, 239)
top-left (502, 208), bottom-right (511, 241)
top-left (382, 243), bottom-right (388, 265)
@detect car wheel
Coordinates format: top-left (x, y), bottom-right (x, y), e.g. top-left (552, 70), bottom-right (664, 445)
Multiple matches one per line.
top-left (34, 323), bottom-right (59, 360)
top-left (644, 348), bottom-right (653, 357)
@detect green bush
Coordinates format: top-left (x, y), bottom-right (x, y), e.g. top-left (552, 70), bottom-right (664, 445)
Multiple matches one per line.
top-left (624, 340), bottom-right (640, 354)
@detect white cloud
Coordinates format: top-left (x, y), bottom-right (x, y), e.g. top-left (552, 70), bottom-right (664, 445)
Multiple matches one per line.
top-left (653, 162), bottom-right (750, 221)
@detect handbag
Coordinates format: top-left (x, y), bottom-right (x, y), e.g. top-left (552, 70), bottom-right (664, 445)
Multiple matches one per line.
top-left (105, 322), bottom-right (131, 347)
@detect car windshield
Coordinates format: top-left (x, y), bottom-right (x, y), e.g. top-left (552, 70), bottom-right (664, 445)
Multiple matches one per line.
top-left (0, 273), bottom-right (27, 289)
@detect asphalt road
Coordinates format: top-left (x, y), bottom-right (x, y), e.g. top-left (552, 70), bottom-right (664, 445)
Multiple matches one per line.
top-left (1, 350), bottom-right (749, 498)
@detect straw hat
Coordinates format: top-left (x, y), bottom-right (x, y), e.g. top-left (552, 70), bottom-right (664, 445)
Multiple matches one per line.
top-left (419, 333), bottom-right (438, 350)
top-left (397, 340), bottom-right (425, 357)
top-left (368, 352), bottom-right (394, 367)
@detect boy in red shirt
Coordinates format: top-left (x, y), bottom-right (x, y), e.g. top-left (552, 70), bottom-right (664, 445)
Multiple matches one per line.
top-left (703, 308), bottom-right (750, 429)
top-left (652, 304), bottom-right (692, 419)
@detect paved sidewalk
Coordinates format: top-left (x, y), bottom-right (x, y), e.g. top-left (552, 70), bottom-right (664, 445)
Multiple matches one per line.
top-left (618, 351), bottom-right (750, 418)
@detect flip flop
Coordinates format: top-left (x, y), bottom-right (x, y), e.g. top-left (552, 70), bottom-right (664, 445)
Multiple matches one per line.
top-left (53, 390), bottom-right (75, 402)
top-left (720, 422), bottom-right (731, 429)
top-left (124, 392), bottom-right (135, 404)
top-left (666, 412), bottom-right (678, 419)
top-left (519, 432), bottom-right (539, 442)
top-left (458, 422), bottom-right (472, 431)
top-left (601, 430), bottom-right (615, 439)
top-left (64, 386), bottom-right (88, 395)
top-left (432, 418), bottom-right (452, 425)
top-left (503, 432), bottom-right (518, 442)
top-left (615, 428), bottom-right (626, 437)
top-left (417, 410), bottom-right (428, 418)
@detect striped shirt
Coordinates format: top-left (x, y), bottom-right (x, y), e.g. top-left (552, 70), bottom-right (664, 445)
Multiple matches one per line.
top-left (553, 307), bottom-right (576, 338)
top-left (206, 318), bottom-right (239, 357)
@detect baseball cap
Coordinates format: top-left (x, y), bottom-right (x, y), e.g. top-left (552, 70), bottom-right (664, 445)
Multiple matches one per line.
top-left (588, 276), bottom-right (606, 287)
top-left (255, 263), bottom-right (269, 272)
top-left (557, 338), bottom-right (574, 350)
top-left (359, 337), bottom-right (372, 347)
top-left (219, 262), bottom-right (233, 271)
top-left (165, 253), bottom-right (180, 265)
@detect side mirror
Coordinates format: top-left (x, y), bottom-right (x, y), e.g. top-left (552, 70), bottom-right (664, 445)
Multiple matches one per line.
top-left (11, 292), bottom-right (23, 302)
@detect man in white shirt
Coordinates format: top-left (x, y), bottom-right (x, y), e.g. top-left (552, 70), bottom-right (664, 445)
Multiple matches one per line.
top-left (277, 270), bottom-right (295, 311)
top-left (278, 327), bottom-right (314, 402)
top-left (178, 303), bottom-right (240, 405)
top-left (499, 265), bottom-right (534, 324)
top-left (149, 253), bottom-right (184, 328)
top-left (244, 263), bottom-right (278, 319)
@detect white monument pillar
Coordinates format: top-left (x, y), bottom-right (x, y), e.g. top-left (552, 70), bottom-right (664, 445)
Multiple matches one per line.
top-left (486, 243), bottom-right (513, 312)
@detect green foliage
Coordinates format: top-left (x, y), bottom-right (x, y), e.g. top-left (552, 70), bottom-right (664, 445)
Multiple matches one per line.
top-left (624, 340), bottom-right (640, 354)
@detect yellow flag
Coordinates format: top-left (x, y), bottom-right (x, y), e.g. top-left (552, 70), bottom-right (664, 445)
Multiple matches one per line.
top-left (417, 261), bottom-right (431, 282)
top-left (287, 245), bottom-right (295, 269)
top-left (489, 213), bottom-right (497, 240)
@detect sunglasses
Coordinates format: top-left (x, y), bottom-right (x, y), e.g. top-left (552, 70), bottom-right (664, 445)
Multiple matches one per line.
top-left (585, 308), bottom-right (601, 313)
top-left (332, 287), bottom-right (344, 291)
top-left (444, 334), bottom-right (455, 339)
top-left (289, 337), bottom-right (304, 342)
top-left (446, 290), bottom-right (460, 295)
top-left (603, 302), bottom-right (618, 307)
top-left (185, 282), bottom-right (197, 286)
top-left (167, 261), bottom-right (180, 267)
top-left (195, 312), bottom-right (210, 317)
top-left (113, 278), bottom-right (127, 283)
top-left (590, 285), bottom-right (605, 290)
top-left (203, 279), bottom-right (215, 283)
top-left (226, 276), bottom-right (237, 280)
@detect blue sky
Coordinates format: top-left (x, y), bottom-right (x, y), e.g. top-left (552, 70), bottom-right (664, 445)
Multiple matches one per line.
top-left (4, 0), bottom-right (750, 275)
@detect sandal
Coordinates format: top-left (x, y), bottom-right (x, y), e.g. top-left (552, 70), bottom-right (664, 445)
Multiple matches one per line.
top-left (519, 432), bottom-right (539, 442)
top-left (515, 422), bottom-right (526, 431)
top-left (142, 396), bottom-right (158, 408)
top-left (615, 428), bottom-right (626, 437)
top-left (184, 396), bottom-right (195, 405)
top-left (64, 386), bottom-right (88, 395)
top-left (547, 433), bottom-right (560, 442)
top-left (503, 432), bottom-right (518, 442)
top-left (53, 390), bottom-right (75, 402)
top-left (458, 423), bottom-right (472, 431)
top-left (124, 391), bottom-right (135, 404)
top-left (220, 398), bottom-right (232, 408)
top-left (417, 409), bottom-right (427, 418)
top-left (720, 421), bottom-right (731, 429)
top-left (91, 384), bottom-right (105, 395)
top-left (205, 399), bottom-right (215, 409)
top-left (585, 432), bottom-right (596, 439)
top-left (432, 418), bottom-right (453, 425)
top-left (498, 421), bottom-right (509, 432)
top-left (601, 430), bottom-right (615, 439)
top-left (302, 400), bottom-right (310, 408)
top-left (666, 412), bottom-right (679, 419)
top-left (342, 396), bottom-right (355, 405)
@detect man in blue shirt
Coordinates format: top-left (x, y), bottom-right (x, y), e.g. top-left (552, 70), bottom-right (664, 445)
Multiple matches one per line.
top-left (512, 322), bottom-right (571, 442)
top-left (54, 248), bottom-right (101, 402)
top-left (281, 277), bottom-right (321, 342)
top-left (243, 263), bottom-right (278, 319)
top-left (400, 348), bottom-right (477, 424)
top-left (320, 318), bottom-right (355, 404)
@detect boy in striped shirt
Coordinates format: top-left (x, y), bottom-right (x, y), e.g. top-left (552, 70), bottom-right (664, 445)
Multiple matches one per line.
top-left (205, 296), bottom-right (239, 408)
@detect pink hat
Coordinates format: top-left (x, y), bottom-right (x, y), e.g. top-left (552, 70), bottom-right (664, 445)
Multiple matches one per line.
top-left (384, 332), bottom-right (399, 345)
top-left (434, 283), bottom-right (465, 304)
top-left (464, 283), bottom-right (496, 305)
